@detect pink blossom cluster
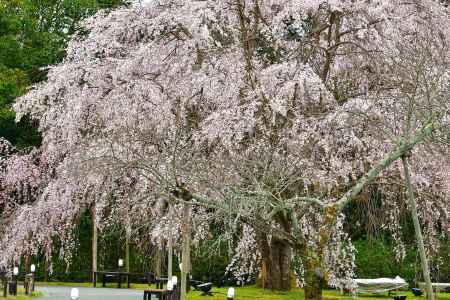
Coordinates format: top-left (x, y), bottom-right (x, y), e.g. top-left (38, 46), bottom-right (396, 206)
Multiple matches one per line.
top-left (0, 0), bottom-right (448, 289)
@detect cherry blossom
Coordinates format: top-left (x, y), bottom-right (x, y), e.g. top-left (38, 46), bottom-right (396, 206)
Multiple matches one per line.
top-left (0, 1), bottom-right (448, 299)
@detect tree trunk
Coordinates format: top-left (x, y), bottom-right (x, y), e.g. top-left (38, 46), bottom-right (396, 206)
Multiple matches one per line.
top-left (91, 205), bottom-right (98, 284)
top-left (259, 237), bottom-right (292, 290)
top-left (402, 156), bottom-right (434, 300)
top-left (180, 203), bottom-right (191, 300)
top-left (24, 254), bottom-right (30, 274)
top-left (304, 267), bottom-right (323, 300)
top-left (44, 256), bottom-right (49, 282)
top-left (303, 253), bottom-right (324, 300)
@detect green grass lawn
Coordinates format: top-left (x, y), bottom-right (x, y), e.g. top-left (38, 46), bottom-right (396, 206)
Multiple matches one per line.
top-left (185, 287), bottom-right (450, 300)
top-left (34, 282), bottom-right (450, 300)
top-left (0, 288), bottom-right (42, 300)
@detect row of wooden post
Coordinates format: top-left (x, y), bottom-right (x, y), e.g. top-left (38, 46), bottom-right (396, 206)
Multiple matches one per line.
top-left (90, 201), bottom-right (191, 300)
top-left (0, 273), bottom-right (34, 297)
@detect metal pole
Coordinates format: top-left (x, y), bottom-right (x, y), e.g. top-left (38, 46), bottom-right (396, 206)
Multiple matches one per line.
top-left (402, 156), bottom-right (435, 300)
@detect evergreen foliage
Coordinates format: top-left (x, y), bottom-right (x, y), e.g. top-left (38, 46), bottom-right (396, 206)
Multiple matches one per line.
top-left (0, 0), bottom-right (128, 147)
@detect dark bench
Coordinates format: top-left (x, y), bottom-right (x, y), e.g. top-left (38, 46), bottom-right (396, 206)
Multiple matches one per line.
top-left (412, 288), bottom-right (423, 296)
top-left (190, 279), bottom-right (203, 290)
top-left (197, 282), bottom-right (213, 296)
top-left (94, 271), bottom-right (156, 288)
top-left (94, 271), bottom-right (130, 288)
top-left (155, 277), bottom-right (168, 289)
top-left (131, 272), bottom-right (155, 285)
top-left (143, 289), bottom-right (170, 300)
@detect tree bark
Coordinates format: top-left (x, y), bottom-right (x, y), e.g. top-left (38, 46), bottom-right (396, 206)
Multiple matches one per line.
top-left (304, 267), bottom-right (323, 300)
top-left (258, 237), bottom-right (292, 290)
top-left (24, 254), bottom-right (30, 274)
top-left (402, 156), bottom-right (434, 300)
top-left (44, 256), bottom-right (49, 282)
top-left (180, 203), bottom-right (191, 300)
top-left (91, 205), bottom-right (98, 284)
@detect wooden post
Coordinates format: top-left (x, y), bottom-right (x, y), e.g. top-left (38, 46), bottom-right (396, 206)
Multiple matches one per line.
top-left (125, 231), bottom-right (130, 273)
top-left (402, 156), bottom-right (434, 300)
top-left (155, 245), bottom-right (162, 278)
top-left (180, 203), bottom-right (191, 300)
top-left (92, 204), bottom-right (98, 285)
top-left (1, 272), bottom-right (7, 298)
top-left (2, 279), bottom-right (6, 298)
top-left (125, 224), bottom-right (131, 288)
top-left (44, 256), bottom-right (49, 282)
top-left (167, 204), bottom-right (173, 280)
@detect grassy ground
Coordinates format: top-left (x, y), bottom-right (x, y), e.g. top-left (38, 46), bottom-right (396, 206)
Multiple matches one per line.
top-left (34, 282), bottom-right (450, 300)
top-left (185, 287), bottom-right (450, 300)
top-left (0, 288), bottom-right (42, 300)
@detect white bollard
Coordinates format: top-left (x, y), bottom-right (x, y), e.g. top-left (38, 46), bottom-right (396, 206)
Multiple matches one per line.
top-left (70, 288), bottom-right (79, 300)
top-left (227, 287), bottom-right (235, 300)
top-left (171, 276), bottom-right (178, 286)
top-left (167, 279), bottom-right (173, 291)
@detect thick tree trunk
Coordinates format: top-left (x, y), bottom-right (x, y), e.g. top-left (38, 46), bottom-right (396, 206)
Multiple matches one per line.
top-left (304, 256), bottom-right (323, 300)
top-left (402, 157), bottom-right (434, 300)
top-left (91, 205), bottom-right (98, 284)
top-left (304, 271), bottom-right (323, 300)
top-left (259, 237), bottom-right (292, 290)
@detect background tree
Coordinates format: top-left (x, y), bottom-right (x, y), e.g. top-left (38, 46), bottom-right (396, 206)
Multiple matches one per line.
top-left (0, 0), bottom-right (128, 147)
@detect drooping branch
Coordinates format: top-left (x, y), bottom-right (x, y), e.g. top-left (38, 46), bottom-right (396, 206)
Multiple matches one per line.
top-left (333, 123), bottom-right (435, 211)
